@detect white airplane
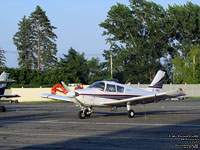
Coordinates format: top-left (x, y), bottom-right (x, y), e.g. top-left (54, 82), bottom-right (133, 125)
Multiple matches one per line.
top-left (0, 72), bottom-right (20, 98)
top-left (41, 70), bottom-right (185, 119)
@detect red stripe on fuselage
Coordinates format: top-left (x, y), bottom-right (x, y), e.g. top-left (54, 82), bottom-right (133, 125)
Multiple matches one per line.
top-left (79, 93), bottom-right (140, 100)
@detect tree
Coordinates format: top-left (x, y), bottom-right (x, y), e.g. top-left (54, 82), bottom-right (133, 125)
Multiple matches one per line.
top-left (13, 16), bottom-right (35, 69)
top-left (166, 2), bottom-right (200, 82)
top-left (0, 48), bottom-right (6, 67)
top-left (29, 6), bottom-right (57, 70)
top-left (99, 0), bottom-right (168, 83)
top-left (13, 6), bottom-right (57, 70)
top-left (167, 2), bottom-right (200, 58)
top-left (87, 57), bottom-right (107, 84)
top-left (171, 45), bottom-right (200, 83)
top-left (59, 47), bottom-right (89, 84)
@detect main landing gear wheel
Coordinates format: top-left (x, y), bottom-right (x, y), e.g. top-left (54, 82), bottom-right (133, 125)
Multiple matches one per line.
top-left (79, 110), bottom-right (86, 119)
top-left (128, 110), bottom-right (135, 118)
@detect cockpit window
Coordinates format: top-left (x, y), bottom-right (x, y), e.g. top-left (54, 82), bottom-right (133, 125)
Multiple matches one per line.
top-left (106, 84), bottom-right (116, 92)
top-left (117, 86), bottom-right (124, 93)
top-left (88, 82), bottom-right (105, 91)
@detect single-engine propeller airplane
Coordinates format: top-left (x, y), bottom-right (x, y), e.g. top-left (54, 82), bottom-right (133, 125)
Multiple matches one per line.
top-left (41, 70), bottom-right (185, 119)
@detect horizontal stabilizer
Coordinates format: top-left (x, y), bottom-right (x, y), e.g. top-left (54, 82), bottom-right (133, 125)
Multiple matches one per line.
top-left (0, 94), bottom-right (20, 98)
top-left (0, 79), bottom-right (16, 83)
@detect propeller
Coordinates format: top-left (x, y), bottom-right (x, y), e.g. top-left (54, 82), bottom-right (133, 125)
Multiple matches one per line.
top-left (61, 81), bottom-right (71, 92)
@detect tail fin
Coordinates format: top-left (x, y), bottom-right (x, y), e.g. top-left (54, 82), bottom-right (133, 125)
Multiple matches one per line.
top-left (0, 72), bottom-right (9, 95)
top-left (0, 71), bottom-right (9, 81)
top-left (148, 70), bottom-right (165, 92)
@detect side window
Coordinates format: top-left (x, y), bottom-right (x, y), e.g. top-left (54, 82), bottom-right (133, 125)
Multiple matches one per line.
top-left (117, 86), bottom-right (124, 93)
top-left (106, 84), bottom-right (116, 92)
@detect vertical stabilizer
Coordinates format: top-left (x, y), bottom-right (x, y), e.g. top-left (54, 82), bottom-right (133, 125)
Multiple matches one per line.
top-left (147, 70), bottom-right (165, 92)
top-left (0, 72), bottom-right (9, 95)
top-left (0, 71), bottom-right (9, 81)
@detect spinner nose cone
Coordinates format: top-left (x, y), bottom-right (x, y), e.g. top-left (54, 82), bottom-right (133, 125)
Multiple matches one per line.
top-left (66, 91), bottom-right (79, 97)
top-left (66, 91), bottom-right (75, 98)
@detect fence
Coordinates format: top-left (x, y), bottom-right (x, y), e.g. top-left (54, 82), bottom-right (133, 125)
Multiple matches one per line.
top-left (3, 84), bottom-right (200, 102)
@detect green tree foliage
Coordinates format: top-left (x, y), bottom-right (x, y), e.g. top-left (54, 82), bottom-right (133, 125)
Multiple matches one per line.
top-left (167, 2), bottom-right (200, 57)
top-left (99, 0), bottom-right (168, 83)
top-left (100, 1), bottom-right (200, 84)
top-left (171, 45), bottom-right (200, 83)
top-left (13, 6), bottom-right (57, 71)
top-left (58, 47), bottom-right (89, 84)
top-left (29, 6), bottom-right (57, 71)
top-left (87, 57), bottom-right (107, 84)
top-left (168, 2), bottom-right (200, 83)
top-left (13, 16), bottom-right (34, 69)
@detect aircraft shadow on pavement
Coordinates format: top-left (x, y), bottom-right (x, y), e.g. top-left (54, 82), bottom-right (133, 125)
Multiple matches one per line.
top-left (91, 109), bottom-right (195, 119)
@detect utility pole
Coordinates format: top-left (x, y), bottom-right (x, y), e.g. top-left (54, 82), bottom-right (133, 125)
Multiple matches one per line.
top-left (110, 54), bottom-right (113, 80)
top-left (193, 55), bottom-right (196, 78)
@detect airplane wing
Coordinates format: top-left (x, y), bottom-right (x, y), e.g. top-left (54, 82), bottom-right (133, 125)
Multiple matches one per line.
top-left (40, 93), bottom-right (72, 102)
top-left (101, 89), bottom-right (185, 106)
top-left (0, 94), bottom-right (20, 98)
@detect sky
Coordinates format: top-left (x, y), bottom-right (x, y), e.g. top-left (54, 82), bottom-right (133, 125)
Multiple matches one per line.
top-left (1, 0), bottom-right (200, 68)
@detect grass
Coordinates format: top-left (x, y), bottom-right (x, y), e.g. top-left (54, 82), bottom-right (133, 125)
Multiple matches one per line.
top-left (185, 97), bottom-right (200, 100)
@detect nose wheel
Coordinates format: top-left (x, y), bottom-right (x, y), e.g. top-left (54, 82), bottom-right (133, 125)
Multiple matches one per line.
top-left (78, 107), bottom-right (93, 119)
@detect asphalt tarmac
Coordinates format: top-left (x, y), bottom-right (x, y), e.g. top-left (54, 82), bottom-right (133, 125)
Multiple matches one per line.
top-left (0, 100), bottom-right (200, 150)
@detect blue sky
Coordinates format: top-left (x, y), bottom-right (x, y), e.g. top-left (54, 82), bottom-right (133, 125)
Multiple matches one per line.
top-left (0, 0), bottom-right (200, 68)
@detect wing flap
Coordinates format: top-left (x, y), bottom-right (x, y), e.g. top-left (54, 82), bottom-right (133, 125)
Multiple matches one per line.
top-left (40, 93), bottom-right (72, 102)
top-left (101, 89), bottom-right (185, 106)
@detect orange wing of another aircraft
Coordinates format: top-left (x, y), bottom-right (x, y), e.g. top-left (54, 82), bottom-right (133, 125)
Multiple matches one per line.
top-left (51, 82), bottom-right (84, 95)
top-left (51, 83), bottom-right (68, 95)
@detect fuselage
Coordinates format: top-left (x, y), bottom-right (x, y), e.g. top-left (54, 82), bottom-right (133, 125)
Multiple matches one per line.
top-left (73, 81), bottom-right (157, 107)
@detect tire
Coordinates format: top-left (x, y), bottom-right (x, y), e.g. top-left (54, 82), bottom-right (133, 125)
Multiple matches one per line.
top-left (78, 110), bottom-right (86, 119)
top-left (85, 109), bottom-right (91, 117)
top-left (0, 106), bottom-right (6, 112)
top-left (128, 110), bottom-right (135, 118)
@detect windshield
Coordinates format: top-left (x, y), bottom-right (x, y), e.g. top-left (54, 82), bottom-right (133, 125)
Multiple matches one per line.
top-left (88, 82), bottom-right (105, 91)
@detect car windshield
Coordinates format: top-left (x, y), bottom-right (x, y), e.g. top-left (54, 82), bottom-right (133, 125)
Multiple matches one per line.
top-left (88, 82), bottom-right (105, 91)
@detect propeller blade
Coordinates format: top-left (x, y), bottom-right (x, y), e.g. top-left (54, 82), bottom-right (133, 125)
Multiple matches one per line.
top-left (61, 81), bottom-right (71, 92)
